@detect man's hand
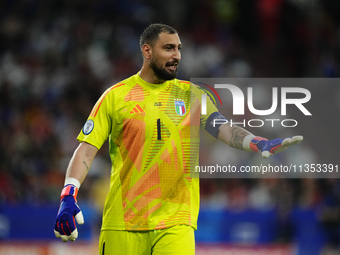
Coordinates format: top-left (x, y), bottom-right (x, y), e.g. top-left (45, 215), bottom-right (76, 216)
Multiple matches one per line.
top-left (254, 135), bottom-right (303, 158)
top-left (54, 185), bottom-right (84, 242)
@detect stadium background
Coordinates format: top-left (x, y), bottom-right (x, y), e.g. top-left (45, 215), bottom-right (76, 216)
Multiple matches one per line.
top-left (0, 0), bottom-right (340, 254)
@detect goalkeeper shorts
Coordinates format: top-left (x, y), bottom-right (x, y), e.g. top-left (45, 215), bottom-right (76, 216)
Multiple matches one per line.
top-left (99, 224), bottom-right (195, 255)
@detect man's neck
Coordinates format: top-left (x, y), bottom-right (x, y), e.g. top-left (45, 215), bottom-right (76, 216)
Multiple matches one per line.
top-left (139, 65), bottom-right (165, 84)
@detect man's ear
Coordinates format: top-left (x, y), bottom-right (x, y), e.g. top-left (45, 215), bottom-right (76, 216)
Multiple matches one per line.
top-left (142, 44), bottom-right (152, 60)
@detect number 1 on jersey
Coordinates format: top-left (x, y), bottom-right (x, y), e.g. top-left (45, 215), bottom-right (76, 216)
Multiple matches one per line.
top-left (157, 119), bottom-right (161, 140)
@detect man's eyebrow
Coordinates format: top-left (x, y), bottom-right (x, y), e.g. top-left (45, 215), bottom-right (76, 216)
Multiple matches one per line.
top-left (163, 43), bottom-right (182, 48)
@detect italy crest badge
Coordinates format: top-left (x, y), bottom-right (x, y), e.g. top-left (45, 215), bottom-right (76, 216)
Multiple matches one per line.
top-left (174, 101), bottom-right (186, 116)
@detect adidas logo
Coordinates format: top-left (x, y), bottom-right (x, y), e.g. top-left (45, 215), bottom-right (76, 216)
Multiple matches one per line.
top-left (130, 104), bottom-right (145, 114)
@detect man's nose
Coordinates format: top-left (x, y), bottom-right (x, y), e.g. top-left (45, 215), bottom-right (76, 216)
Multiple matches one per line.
top-left (173, 49), bottom-right (181, 61)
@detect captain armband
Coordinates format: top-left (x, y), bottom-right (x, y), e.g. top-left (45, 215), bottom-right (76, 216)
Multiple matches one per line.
top-left (204, 112), bottom-right (228, 139)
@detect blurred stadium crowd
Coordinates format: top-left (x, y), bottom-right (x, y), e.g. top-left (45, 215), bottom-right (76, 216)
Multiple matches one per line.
top-left (1, 0), bottom-right (340, 249)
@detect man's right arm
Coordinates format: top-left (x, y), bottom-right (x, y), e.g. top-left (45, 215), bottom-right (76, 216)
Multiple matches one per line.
top-left (65, 141), bottom-right (98, 186)
top-left (54, 141), bottom-right (98, 242)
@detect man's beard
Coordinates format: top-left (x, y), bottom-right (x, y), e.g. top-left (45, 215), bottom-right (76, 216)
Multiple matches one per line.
top-left (150, 58), bottom-right (179, 81)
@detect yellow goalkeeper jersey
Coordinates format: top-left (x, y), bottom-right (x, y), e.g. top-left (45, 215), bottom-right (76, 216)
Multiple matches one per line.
top-left (77, 73), bottom-right (218, 231)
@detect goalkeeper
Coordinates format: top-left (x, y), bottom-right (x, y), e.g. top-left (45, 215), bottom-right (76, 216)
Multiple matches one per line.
top-left (54, 23), bottom-right (303, 255)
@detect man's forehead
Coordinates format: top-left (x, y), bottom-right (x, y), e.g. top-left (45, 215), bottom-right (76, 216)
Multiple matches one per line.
top-left (156, 32), bottom-right (181, 46)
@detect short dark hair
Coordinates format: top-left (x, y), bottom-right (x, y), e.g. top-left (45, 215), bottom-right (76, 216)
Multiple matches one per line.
top-left (139, 23), bottom-right (178, 52)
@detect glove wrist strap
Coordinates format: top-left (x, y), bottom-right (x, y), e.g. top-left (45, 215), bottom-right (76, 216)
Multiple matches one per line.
top-left (243, 135), bottom-right (268, 152)
top-left (250, 136), bottom-right (268, 152)
top-left (60, 184), bottom-right (79, 202)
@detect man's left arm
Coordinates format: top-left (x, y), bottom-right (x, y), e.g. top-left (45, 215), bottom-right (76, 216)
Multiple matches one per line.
top-left (217, 123), bottom-right (303, 158)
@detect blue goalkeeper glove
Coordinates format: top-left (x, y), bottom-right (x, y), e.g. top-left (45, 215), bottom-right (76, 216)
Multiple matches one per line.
top-left (248, 135), bottom-right (303, 158)
top-left (54, 184), bottom-right (84, 242)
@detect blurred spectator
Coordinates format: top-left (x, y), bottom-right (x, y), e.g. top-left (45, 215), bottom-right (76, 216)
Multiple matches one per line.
top-left (319, 179), bottom-right (340, 251)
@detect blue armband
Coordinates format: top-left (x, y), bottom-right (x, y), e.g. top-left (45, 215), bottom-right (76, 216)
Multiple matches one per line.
top-left (204, 112), bottom-right (228, 139)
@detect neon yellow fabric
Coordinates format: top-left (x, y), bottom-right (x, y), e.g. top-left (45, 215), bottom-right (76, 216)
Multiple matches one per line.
top-left (77, 73), bottom-right (218, 231)
top-left (99, 225), bottom-right (195, 255)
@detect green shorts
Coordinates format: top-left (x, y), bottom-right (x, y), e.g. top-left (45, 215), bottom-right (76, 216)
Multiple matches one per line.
top-left (99, 225), bottom-right (195, 255)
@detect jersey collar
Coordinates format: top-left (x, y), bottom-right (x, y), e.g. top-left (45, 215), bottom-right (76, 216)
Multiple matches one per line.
top-left (135, 73), bottom-right (171, 92)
